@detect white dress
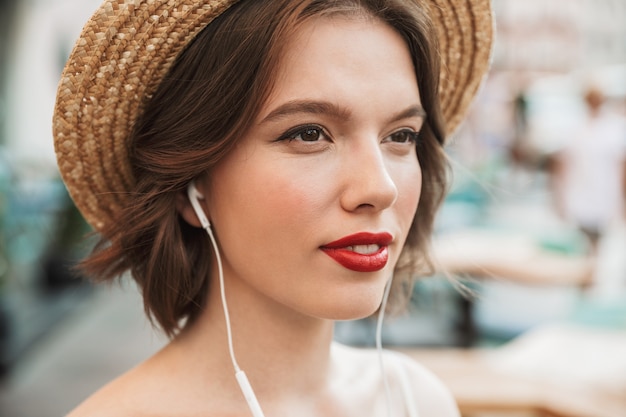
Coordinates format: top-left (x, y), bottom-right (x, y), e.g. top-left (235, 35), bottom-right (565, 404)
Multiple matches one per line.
top-left (383, 350), bottom-right (420, 417)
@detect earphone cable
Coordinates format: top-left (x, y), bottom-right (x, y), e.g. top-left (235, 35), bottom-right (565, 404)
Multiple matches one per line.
top-left (376, 277), bottom-right (393, 417)
top-left (189, 182), bottom-right (265, 417)
top-left (205, 224), bottom-right (241, 373)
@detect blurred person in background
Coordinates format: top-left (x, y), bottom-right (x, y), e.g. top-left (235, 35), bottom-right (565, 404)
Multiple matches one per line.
top-left (549, 86), bottom-right (626, 257)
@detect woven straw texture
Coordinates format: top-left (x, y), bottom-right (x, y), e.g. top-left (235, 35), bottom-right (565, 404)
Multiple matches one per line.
top-left (53, 0), bottom-right (494, 231)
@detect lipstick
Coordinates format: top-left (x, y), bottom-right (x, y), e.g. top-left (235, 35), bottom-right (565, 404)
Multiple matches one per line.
top-left (320, 232), bottom-right (392, 272)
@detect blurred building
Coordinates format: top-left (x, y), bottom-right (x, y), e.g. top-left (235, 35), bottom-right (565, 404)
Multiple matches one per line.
top-left (493, 0), bottom-right (626, 72)
top-left (0, 0), bottom-right (101, 373)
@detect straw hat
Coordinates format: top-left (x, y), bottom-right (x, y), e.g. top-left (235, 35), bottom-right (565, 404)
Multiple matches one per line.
top-left (53, 0), bottom-right (494, 231)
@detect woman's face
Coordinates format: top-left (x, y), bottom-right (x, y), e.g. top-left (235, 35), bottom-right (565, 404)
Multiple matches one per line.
top-left (203, 15), bottom-right (423, 320)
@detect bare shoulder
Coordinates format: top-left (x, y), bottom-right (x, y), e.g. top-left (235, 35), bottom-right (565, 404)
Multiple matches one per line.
top-left (65, 352), bottom-right (179, 417)
top-left (65, 343), bottom-right (230, 417)
top-left (386, 350), bottom-right (460, 417)
top-left (65, 369), bottom-right (146, 417)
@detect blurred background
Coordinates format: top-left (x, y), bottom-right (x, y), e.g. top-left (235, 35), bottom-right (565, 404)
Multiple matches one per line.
top-left (0, 0), bottom-right (625, 416)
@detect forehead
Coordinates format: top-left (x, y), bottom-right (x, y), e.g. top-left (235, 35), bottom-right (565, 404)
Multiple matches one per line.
top-left (258, 14), bottom-right (420, 119)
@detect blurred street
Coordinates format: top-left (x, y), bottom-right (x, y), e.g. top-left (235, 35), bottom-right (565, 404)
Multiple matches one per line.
top-left (0, 283), bottom-right (166, 417)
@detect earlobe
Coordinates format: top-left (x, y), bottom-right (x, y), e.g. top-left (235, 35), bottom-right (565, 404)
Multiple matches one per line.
top-left (175, 189), bottom-right (204, 228)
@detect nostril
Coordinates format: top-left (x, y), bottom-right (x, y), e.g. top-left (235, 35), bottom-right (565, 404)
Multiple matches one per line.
top-left (341, 174), bottom-right (398, 212)
top-left (356, 202), bottom-right (375, 210)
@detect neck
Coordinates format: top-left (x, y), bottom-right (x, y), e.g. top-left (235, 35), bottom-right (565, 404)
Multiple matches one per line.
top-left (173, 275), bottom-right (336, 400)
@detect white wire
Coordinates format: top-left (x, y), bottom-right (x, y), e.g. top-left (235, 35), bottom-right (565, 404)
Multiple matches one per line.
top-left (376, 277), bottom-right (393, 417)
top-left (204, 224), bottom-right (241, 373)
top-left (189, 181), bottom-right (264, 416)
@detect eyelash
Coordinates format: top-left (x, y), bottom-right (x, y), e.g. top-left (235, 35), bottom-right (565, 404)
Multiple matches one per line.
top-left (276, 124), bottom-right (328, 143)
top-left (276, 125), bottom-right (421, 144)
top-left (385, 129), bottom-right (420, 144)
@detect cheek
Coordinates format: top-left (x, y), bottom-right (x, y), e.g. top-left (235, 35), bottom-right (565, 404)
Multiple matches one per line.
top-left (261, 174), bottom-right (328, 223)
top-left (273, 176), bottom-right (337, 243)
top-left (211, 157), bottom-right (331, 249)
top-left (396, 161), bottom-right (422, 230)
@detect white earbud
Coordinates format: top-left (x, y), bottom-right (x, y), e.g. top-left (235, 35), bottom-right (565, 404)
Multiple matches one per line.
top-left (186, 181), bottom-right (266, 417)
top-left (186, 181), bottom-right (211, 230)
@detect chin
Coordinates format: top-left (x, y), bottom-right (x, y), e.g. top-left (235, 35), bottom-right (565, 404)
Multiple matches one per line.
top-left (330, 308), bottom-right (379, 322)
top-left (315, 290), bottom-right (385, 321)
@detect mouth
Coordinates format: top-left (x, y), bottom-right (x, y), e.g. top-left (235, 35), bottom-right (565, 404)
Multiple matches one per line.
top-left (320, 232), bottom-right (392, 272)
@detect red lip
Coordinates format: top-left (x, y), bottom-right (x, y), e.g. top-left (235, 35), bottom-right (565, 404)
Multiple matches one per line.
top-left (320, 232), bottom-right (393, 272)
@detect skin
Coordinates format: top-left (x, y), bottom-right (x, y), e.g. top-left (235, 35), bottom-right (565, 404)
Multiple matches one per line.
top-left (68, 15), bottom-right (459, 417)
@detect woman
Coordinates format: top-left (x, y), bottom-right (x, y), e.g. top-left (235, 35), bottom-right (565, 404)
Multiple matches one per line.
top-left (53, 0), bottom-right (493, 416)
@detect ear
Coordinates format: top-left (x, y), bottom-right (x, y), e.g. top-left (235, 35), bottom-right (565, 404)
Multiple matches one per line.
top-left (176, 187), bottom-right (205, 228)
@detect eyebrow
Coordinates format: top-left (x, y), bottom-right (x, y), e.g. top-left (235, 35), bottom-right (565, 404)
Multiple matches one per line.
top-left (260, 99), bottom-right (427, 124)
top-left (391, 104), bottom-right (427, 124)
top-left (261, 100), bottom-right (351, 123)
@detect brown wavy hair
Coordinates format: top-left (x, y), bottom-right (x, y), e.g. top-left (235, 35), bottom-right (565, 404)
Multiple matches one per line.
top-left (81, 0), bottom-right (448, 337)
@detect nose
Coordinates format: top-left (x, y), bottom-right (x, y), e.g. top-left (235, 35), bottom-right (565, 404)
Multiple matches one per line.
top-left (339, 140), bottom-right (398, 213)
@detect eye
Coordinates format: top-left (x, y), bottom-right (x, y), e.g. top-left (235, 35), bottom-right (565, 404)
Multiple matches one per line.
top-left (278, 125), bottom-right (328, 142)
top-left (385, 129), bottom-right (420, 144)
top-left (298, 127), bottom-right (323, 142)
